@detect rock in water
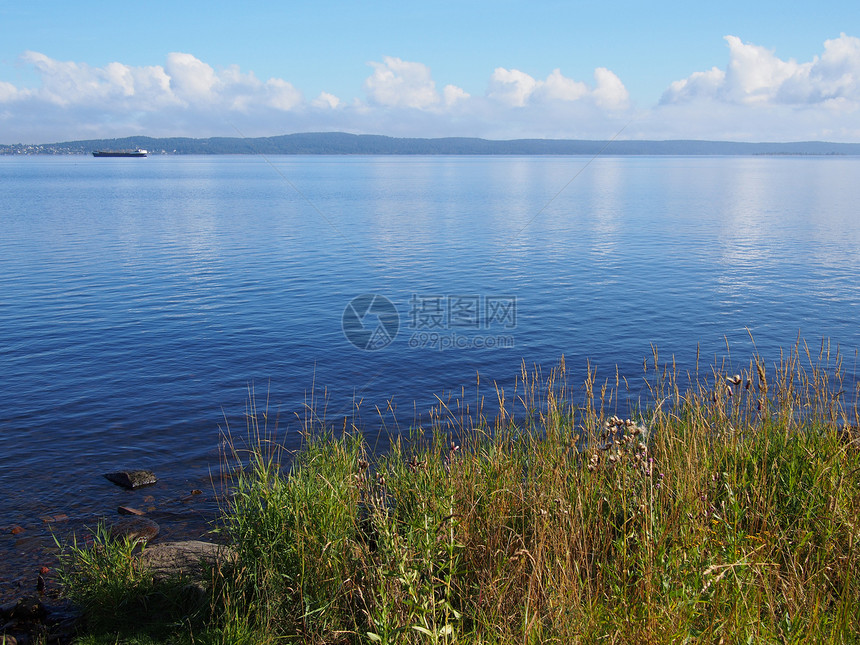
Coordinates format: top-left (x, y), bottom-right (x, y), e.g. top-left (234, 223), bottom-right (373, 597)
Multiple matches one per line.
top-left (109, 517), bottom-right (160, 544)
top-left (117, 506), bottom-right (146, 516)
top-left (104, 470), bottom-right (157, 489)
top-left (8, 595), bottom-right (46, 620)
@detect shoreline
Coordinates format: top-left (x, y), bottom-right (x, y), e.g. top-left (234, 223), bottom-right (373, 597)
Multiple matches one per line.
top-left (38, 346), bottom-right (860, 643)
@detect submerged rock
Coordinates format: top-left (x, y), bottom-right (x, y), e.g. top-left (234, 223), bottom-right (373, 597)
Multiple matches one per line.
top-left (7, 595), bottom-right (46, 621)
top-left (0, 596), bottom-right (80, 645)
top-left (109, 517), bottom-right (160, 544)
top-left (117, 506), bottom-right (145, 516)
top-left (104, 469), bottom-right (157, 489)
top-left (0, 601), bottom-right (16, 619)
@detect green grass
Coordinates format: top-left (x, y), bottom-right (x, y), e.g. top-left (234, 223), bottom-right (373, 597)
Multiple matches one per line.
top-left (55, 523), bottom-right (217, 643)
top-left (58, 340), bottom-right (860, 643)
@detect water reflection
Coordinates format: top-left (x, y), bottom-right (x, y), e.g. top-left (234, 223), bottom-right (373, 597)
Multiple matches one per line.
top-left (2, 155), bottom-right (860, 600)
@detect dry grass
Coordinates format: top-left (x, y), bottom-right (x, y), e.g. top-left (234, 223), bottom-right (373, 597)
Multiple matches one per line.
top-left (62, 340), bottom-right (860, 643)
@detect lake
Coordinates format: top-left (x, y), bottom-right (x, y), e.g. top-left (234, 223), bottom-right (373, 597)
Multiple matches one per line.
top-left (1, 154), bottom-right (859, 596)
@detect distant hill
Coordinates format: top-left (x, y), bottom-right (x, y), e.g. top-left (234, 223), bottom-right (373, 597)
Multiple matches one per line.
top-left (3, 132), bottom-right (860, 156)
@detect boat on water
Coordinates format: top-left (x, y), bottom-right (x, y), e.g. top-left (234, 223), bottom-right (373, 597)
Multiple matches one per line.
top-left (92, 149), bottom-right (148, 158)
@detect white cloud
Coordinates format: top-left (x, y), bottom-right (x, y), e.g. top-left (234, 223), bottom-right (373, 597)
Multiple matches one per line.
top-left (2, 38), bottom-right (859, 144)
top-left (662, 33), bottom-right (860, 109)
top-left (592, 67), bottom-right (630, 110)
top-left (488, 66), bottom-right (629, 109)
top-left (648, 33), bottom-right (860, 141)
top-left (164, 52), bottom-right (219, 103)
top-left (0, 51), bottom-right (311, 139)
top-left (724, 35), bottom-right (805, 103)
top-left (16, 50), bottom-right (305, 114)
top-left (364, 56), bottom-right (442, 108)
top-left (312, 91), bottom-right (342, 109)
top-left (0, 80), bottom-right (25, 102)
top-left (539, 69), bottom-right (588, 102)
top-left (488, 68), bottom-right (539, 106)
top-left (662, 67), bottom-right (726, 103)
top-left (18, 51), bottom-right (175, 108)
top-left (443, 84), bottom-right (469, 106)
top-left (263, 78), bottom-right (302, 111)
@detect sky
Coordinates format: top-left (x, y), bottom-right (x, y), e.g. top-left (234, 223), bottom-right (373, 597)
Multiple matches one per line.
top-left (1, 0), bottom-right (859, 144)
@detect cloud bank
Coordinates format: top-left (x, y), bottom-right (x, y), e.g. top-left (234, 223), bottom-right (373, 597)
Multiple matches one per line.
top-left (645, 33), bottom-right (860, 141)
top-left (1, 34), bottom-right (859, 143)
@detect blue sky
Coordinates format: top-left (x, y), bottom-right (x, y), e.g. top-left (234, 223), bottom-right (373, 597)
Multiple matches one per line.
top-left (1, 0), bottom-right (858, 143)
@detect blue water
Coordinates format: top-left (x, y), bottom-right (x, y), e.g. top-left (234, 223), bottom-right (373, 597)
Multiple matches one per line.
top-left (1, 154), bottom-right (860, 593)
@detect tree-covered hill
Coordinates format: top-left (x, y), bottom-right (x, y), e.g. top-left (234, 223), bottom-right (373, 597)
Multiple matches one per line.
top-left (3, 132), bottom-right (859, 155)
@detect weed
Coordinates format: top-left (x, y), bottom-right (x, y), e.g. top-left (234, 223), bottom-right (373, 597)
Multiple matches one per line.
top-left (59, 340), bottom-right (860, 643)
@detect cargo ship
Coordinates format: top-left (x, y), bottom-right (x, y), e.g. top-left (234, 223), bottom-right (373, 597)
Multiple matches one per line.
top-left (92, 149), bottom-right (148, 157)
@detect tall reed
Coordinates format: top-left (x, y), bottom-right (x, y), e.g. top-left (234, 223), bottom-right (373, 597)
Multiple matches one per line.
top-left (61, 340), bottom-right (860, 643)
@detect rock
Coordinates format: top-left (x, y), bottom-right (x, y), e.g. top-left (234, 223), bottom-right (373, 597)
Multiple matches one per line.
top-left (40, 515), bottom-right (68, 524)
top-left (138, 541), bottom-right (236, 585)
top-left (117, 506), bottom-right (145, 516)
top-left (104, 470), bottom-right (157, 489)
top-left (9, 595), bottom-right (46, 621)
top-left (109, 517), bottom-right (160, 544)
top-left (0, 632), bottom-right (17, 645)
top-left (41, 599), bottom-right (80, 644)
top-left (0, 602), bottom-right (15, 620)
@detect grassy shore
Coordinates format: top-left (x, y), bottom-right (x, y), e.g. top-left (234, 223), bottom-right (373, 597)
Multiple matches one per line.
top-left (58, 341), bottom-right (860, 643)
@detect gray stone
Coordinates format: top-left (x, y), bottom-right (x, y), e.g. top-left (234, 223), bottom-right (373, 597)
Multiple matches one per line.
top-left (137, 540), bottom-right (236, 586)
top-left (104, 470), bottom-right (157, 489)
top-left (109, 517), bottom-right (160, 544)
